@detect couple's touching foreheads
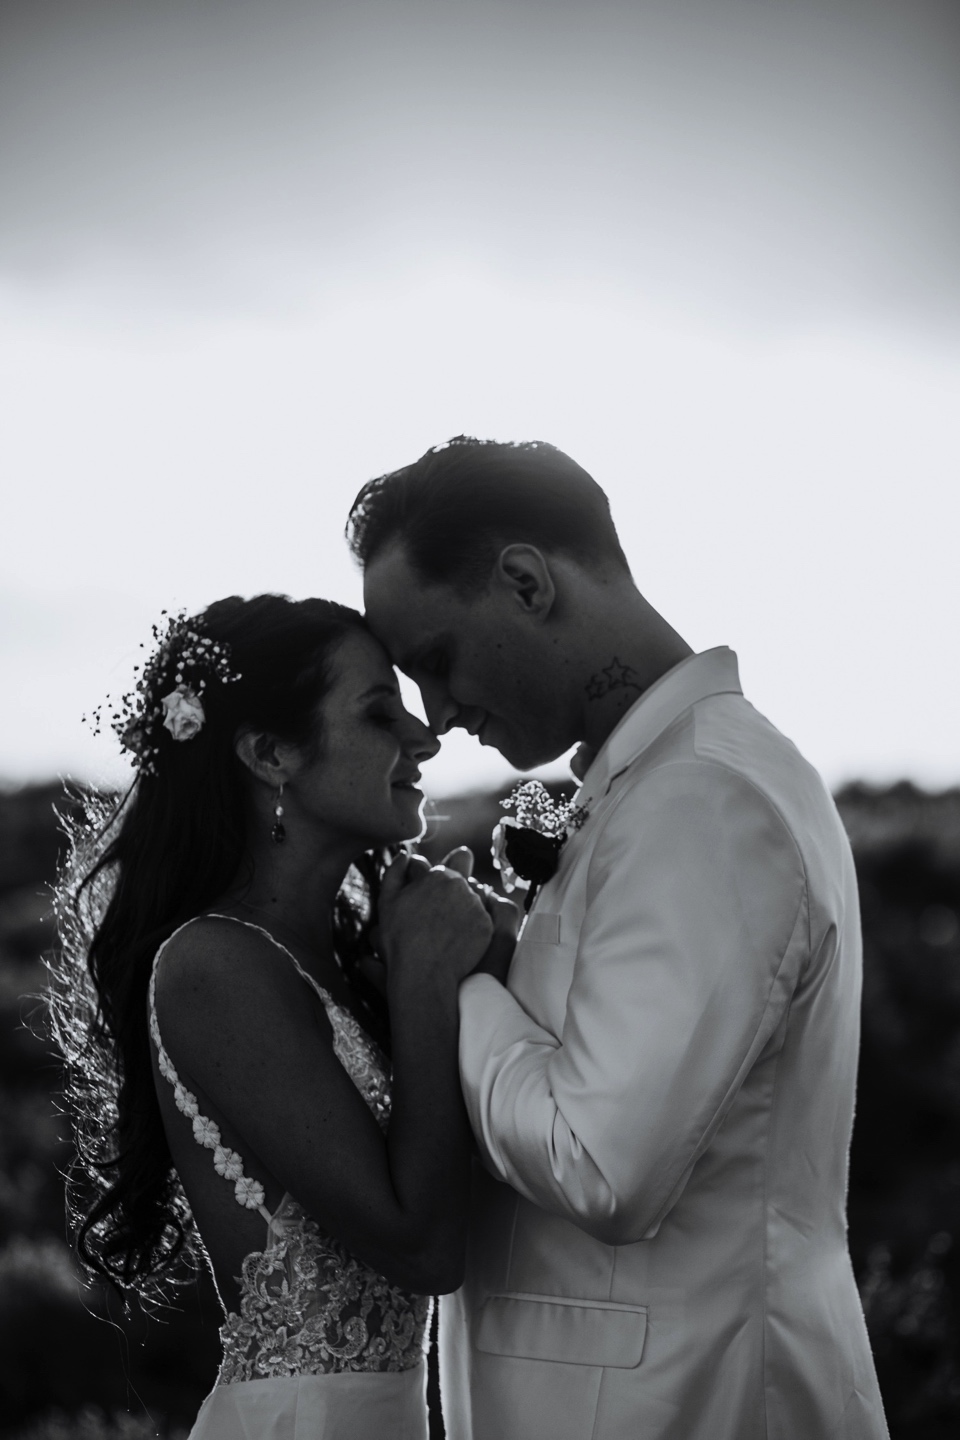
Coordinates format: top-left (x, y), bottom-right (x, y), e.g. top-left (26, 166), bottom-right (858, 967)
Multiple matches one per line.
top-left (55, 437), bottom-right (889, 1439)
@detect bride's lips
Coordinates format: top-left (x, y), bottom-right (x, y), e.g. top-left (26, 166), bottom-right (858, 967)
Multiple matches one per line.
top-left (391, 769), bottom-right (422, 792)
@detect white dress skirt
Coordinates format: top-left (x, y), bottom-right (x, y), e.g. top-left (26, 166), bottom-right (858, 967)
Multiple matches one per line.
top-left (187, 1366), bottom-right (428, 1440)
top-left (150, 917), bottom-right (432, 1440)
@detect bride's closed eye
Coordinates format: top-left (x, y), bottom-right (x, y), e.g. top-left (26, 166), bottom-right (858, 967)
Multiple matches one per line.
top-left (367, 700), bottom-right (404, 728)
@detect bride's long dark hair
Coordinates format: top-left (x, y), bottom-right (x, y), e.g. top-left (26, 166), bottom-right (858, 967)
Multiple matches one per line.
top-left (50, 594), bottom-right (390, 1302)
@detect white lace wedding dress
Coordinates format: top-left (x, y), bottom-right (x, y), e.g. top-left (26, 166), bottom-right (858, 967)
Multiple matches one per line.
top-left (149, 917), bottom-right (431, 1439)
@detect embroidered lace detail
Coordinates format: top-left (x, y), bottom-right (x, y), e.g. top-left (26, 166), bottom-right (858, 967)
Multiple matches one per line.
top-left (149, 915), bottom-right (429, 1383)
top-left (218, 1195), bottom-right (429, 1381)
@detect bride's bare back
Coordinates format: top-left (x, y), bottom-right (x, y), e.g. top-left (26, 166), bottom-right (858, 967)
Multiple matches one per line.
top-left (150, 913), bottom-right (430, 1379)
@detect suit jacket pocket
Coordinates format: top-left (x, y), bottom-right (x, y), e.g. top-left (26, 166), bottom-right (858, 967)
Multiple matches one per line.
top-left (521, 910), bottom-right (562, 945)
top-left (476, 1291), bottom-right (648, 1368)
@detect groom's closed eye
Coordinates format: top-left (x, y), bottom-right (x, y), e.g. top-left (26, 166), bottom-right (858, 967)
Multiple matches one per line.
top-left (417, 649), bottom-right (450, 680)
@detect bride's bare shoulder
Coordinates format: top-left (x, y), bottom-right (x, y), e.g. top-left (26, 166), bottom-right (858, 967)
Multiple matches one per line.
top-left (153, 914), bottom-right (306, 1022)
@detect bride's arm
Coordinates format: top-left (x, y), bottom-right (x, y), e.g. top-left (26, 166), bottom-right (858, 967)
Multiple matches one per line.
top-left (377, 856), bottom-right (519, 1282)
top-left (375, 853), bottom-right (487, 1290)
top-left (152, 863), bottom-right (492, 1294)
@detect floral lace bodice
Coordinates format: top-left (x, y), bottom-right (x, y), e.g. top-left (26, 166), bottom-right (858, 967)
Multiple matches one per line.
top-left (149, 915), bottom-right (430, 1383)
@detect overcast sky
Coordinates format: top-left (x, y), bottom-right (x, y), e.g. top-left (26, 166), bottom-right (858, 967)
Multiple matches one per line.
top-left (2, 0), bottom-right (958, 796)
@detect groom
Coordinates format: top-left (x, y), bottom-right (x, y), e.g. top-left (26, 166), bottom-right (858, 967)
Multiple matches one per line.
top-left (349, 437), bottom-right (888, 1440)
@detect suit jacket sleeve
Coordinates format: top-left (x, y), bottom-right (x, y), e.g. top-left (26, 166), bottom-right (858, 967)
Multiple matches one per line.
top-left (458, 759), bottom-right (808, 1244)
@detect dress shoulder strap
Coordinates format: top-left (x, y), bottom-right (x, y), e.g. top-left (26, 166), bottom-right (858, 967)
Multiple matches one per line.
top-left (204, 912), bottom-right (336, 1011)
top-left (147, 913), bottom-right (327, 1222)
top-left (208, 919), bottom-right (393, 1135)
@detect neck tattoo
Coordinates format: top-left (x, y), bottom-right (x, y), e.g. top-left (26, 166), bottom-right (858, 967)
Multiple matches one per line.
top-left (584, 656), bottom-right (643, 703)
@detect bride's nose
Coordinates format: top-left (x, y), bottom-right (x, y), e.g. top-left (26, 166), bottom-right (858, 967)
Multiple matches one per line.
top-left (405, 716), bottom-right (440, 762)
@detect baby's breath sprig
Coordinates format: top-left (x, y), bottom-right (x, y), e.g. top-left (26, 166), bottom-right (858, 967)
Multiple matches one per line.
top-left (492, 780), bottom-right (589, 904)
top-left (500, 780), bottom-right (588, 838)
top-left (83, 610), bottom-right (241, 775)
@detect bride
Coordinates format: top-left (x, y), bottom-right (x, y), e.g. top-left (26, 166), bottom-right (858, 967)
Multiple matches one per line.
top-left (52, 593), bottom-right (516, 1439)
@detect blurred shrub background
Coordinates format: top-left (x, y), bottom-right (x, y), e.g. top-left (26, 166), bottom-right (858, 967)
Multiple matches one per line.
top-left (0, 780), bottom-right (958, 1438)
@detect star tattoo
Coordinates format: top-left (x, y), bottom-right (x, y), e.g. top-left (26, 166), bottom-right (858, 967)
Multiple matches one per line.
top-left (584, 656), bottom-right (643, 701)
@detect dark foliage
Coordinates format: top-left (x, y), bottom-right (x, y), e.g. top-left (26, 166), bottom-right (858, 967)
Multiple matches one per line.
top-left (0, 787), bottom-right (221, 1439)
top-left (1, 779), bottom-right (959, 1436)
top-left (838, 784), bottom-right (960, 1436)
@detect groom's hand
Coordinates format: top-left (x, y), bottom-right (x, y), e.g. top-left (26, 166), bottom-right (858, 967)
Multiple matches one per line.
top-left (378, 851), bottom-right (493, 987)
top-left (469, 887), bottom-right (520, 984)
top-left (438, 846), bottom-right (519, 982)
top-left (440, 845), bottom-right (475, 879)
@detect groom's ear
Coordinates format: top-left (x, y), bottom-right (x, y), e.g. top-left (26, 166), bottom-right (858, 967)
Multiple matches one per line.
top-left (494, 545), bottom-right (556, 622)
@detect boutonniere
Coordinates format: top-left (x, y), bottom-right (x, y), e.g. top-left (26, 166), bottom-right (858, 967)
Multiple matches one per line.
top-left (491, 781), bottom-right (588, 910)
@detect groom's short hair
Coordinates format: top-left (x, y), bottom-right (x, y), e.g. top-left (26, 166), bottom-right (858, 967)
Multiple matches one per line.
top-left (346, 436), bottom-right (629, 592)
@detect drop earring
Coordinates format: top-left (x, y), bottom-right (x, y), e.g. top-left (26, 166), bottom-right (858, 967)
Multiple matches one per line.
top-left (271, 784), bottom-right (286, 844)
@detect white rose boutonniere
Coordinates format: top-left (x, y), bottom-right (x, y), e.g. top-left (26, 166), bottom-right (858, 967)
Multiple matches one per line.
top-left (160, 684), bottom-right (206, 742)
top-left (491, 780), bottom-right (588, 910)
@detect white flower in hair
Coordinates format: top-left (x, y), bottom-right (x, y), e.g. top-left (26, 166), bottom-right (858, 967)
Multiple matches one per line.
top-left (161, 684), bottom-right (206, 742)
top-left (84, 609), bottom-right (241, 773)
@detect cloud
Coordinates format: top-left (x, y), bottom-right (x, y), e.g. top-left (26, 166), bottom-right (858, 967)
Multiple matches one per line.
top-left (1, 0), bottom-right (958, 329)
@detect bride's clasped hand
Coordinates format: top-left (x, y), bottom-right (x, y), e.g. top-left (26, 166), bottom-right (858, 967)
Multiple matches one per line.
top-left (377, 849), bottom-right (520, 994)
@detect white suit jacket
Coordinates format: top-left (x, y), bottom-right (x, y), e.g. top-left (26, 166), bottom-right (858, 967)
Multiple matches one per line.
top-left (441, 648), bottom-right (888, 1440)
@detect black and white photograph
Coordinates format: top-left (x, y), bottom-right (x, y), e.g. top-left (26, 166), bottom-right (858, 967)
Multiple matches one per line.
top-left (1, 2), bottom-right (959, 1437)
